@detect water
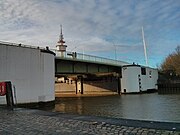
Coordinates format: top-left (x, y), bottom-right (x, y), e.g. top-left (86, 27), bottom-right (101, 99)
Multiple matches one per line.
top-left (54, 93), bottom-right (180, 123)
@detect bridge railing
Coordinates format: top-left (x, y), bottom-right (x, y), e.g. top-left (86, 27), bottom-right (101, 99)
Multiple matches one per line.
top-left (0, 41), bottom-right (45, 50)
top-left (53, 50), bottom-right (129, 66)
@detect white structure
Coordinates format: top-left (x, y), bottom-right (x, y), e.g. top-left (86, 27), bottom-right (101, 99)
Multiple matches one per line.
top-left (56, 25), bottom-right (67, 57)
top-left (0, 42), bottom-right (55, 104)
top-left (121, 65), bottom-right (158, 93)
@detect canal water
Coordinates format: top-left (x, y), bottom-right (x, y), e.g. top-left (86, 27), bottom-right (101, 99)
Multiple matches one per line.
top-left (54, 93), bottom-right (180, 123)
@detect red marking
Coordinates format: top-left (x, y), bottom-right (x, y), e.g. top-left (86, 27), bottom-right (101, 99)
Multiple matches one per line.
top-left (0, 82), bottom-right (6, 96)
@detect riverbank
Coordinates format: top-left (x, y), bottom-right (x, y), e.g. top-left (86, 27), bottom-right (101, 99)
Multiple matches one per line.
top-left (0, 107), bottom-right (179, 134)
top-left (55, 92), bottom-right (118, 97)
top-left (55, 90), bottom-right (157, 97)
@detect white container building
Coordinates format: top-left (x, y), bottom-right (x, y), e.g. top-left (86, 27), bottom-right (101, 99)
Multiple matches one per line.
top-left (121, 65), bottom-right (158, 93)
top-left (0, 42), bottom-right (55, 104)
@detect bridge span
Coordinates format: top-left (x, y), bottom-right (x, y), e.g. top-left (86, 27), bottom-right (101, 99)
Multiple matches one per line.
top-left (55, 50), bottom-right (129, 76)
top-left (53, 50), bottom-right (130, 97)
top-left (54, 49), bottom-right (158, 96)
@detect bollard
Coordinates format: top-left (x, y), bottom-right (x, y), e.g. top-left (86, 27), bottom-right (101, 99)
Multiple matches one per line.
top-left (80, 77), bottom-right (84, 94)
top-left (5, 81), bottom-right (14, 110)
top-left (0, 81), bottom-right (14, 109)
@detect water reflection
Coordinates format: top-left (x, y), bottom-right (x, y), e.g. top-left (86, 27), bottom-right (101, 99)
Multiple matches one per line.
top-left (55, 93), bottom-right (180, 122)
top-left (55, 98), bottom-right (83, 115)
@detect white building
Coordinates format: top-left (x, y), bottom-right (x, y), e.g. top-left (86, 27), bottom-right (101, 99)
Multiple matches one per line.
top-left (0, 42), bottom-right (55, 104)
top-left (121, 65), bottom-right (158, 93)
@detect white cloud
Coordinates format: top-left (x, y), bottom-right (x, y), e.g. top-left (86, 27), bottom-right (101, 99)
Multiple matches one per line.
top-left (0, 0), bottom-right (180, 67)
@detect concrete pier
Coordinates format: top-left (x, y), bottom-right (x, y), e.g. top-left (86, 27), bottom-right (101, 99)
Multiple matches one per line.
top-left (0, 107), bottom-right (179, 135)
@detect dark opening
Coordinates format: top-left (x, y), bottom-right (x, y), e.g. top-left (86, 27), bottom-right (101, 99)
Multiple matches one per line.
top-left (141, 67), bottom-right (146, 75)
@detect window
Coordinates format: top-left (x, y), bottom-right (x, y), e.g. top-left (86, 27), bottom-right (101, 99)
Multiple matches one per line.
top-left (149, 71), bottom-right (152, 78)
top-left (141, 67), bottom-right (146, 75)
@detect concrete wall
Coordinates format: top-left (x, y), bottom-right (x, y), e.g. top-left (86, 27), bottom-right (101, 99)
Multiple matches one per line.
top-left (55, 78), bottom-right (118, 96)
top-left (55, 82), bottom-right (76, 94)
top-left (83, 80), bottom-right (118, 94)
top-left (0, 44), bottom-right (55, 104)
top-left (41, 52), bottom-right (55, 102)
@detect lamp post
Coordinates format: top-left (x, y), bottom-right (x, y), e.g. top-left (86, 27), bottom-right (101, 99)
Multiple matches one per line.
top-left (112, 42), bottom-right (117, 61)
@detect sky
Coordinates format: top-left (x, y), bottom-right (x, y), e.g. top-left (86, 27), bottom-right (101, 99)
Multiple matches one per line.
top-left (0, 0), bottom-right (180, 68)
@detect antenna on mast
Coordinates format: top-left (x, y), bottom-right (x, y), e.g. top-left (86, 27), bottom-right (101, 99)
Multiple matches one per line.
top-left (142, 26), bottom-right (148, 66)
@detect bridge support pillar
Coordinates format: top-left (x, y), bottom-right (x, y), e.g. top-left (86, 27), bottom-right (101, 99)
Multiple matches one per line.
top-left (117, 77), bottom-right (121, 95)
top-left (77, 76), bottom-right (84, 94)
top-left (75, 80), bottom-right (78, 94)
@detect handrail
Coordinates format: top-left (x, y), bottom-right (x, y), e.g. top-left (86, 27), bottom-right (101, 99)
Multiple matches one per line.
top-left (0, 41), bottom-right (45, 50)
top-left (52, 49), bottom-right (130, 66)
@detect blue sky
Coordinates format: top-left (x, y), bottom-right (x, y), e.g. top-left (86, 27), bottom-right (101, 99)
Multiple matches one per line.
top-left (0, 0), bottom-right (180, 67)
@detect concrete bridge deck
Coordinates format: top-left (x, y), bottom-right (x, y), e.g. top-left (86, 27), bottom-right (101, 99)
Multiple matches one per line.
top-left (0, 107), bottom-right (179, 135)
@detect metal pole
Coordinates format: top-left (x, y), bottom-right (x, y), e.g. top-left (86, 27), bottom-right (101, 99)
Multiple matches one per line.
top-left (13, 85), bottom-right (17, 106)
top-left (113, 42), bottom-right (117, 61)
top-left (142, 26), bottom-right (148, 66)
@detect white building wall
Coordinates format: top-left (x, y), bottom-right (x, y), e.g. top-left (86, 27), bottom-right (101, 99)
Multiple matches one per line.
top-left (121, 65), bottom-right (158, 93)
top-left (141, 68), bottom-right (158, 91)
top-left (121, 66), bottom-right (141, 93)
top-left (140, 74), bottom-right (147, 91)
top-left (0, 44), bottom-right (55, 104)
top-left (41, 52), bottom-right (55, 102)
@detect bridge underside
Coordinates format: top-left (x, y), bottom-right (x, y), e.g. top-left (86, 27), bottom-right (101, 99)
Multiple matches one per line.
top-left (55, 59), bottom-right (122, 77)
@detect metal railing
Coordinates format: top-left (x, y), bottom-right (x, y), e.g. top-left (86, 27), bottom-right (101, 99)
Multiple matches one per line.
top-left (0, 41), bottom-right (45, 50)
top-left (52, 49), bottom-right (130, 66)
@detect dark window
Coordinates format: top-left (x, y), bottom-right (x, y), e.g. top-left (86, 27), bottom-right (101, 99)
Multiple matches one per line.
top-left (141, 67), bottom-right (146, 75)
top-left (149, 71), bottom-right (152, 78)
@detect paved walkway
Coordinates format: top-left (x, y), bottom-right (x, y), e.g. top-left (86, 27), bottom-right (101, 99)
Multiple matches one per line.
top-left (0, 107), bottom-right (180, 135)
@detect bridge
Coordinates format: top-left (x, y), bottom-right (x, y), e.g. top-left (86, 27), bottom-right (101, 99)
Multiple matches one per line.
top-left (53, 50), bottom-right (130, 96)
top-left (54, 50), bottom-right (129, 75)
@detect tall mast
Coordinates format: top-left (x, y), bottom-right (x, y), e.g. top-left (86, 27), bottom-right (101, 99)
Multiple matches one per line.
top-left (58, 25), bottom-right (65, 45)
top-left (142, 26), bottom-right (148, 66)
